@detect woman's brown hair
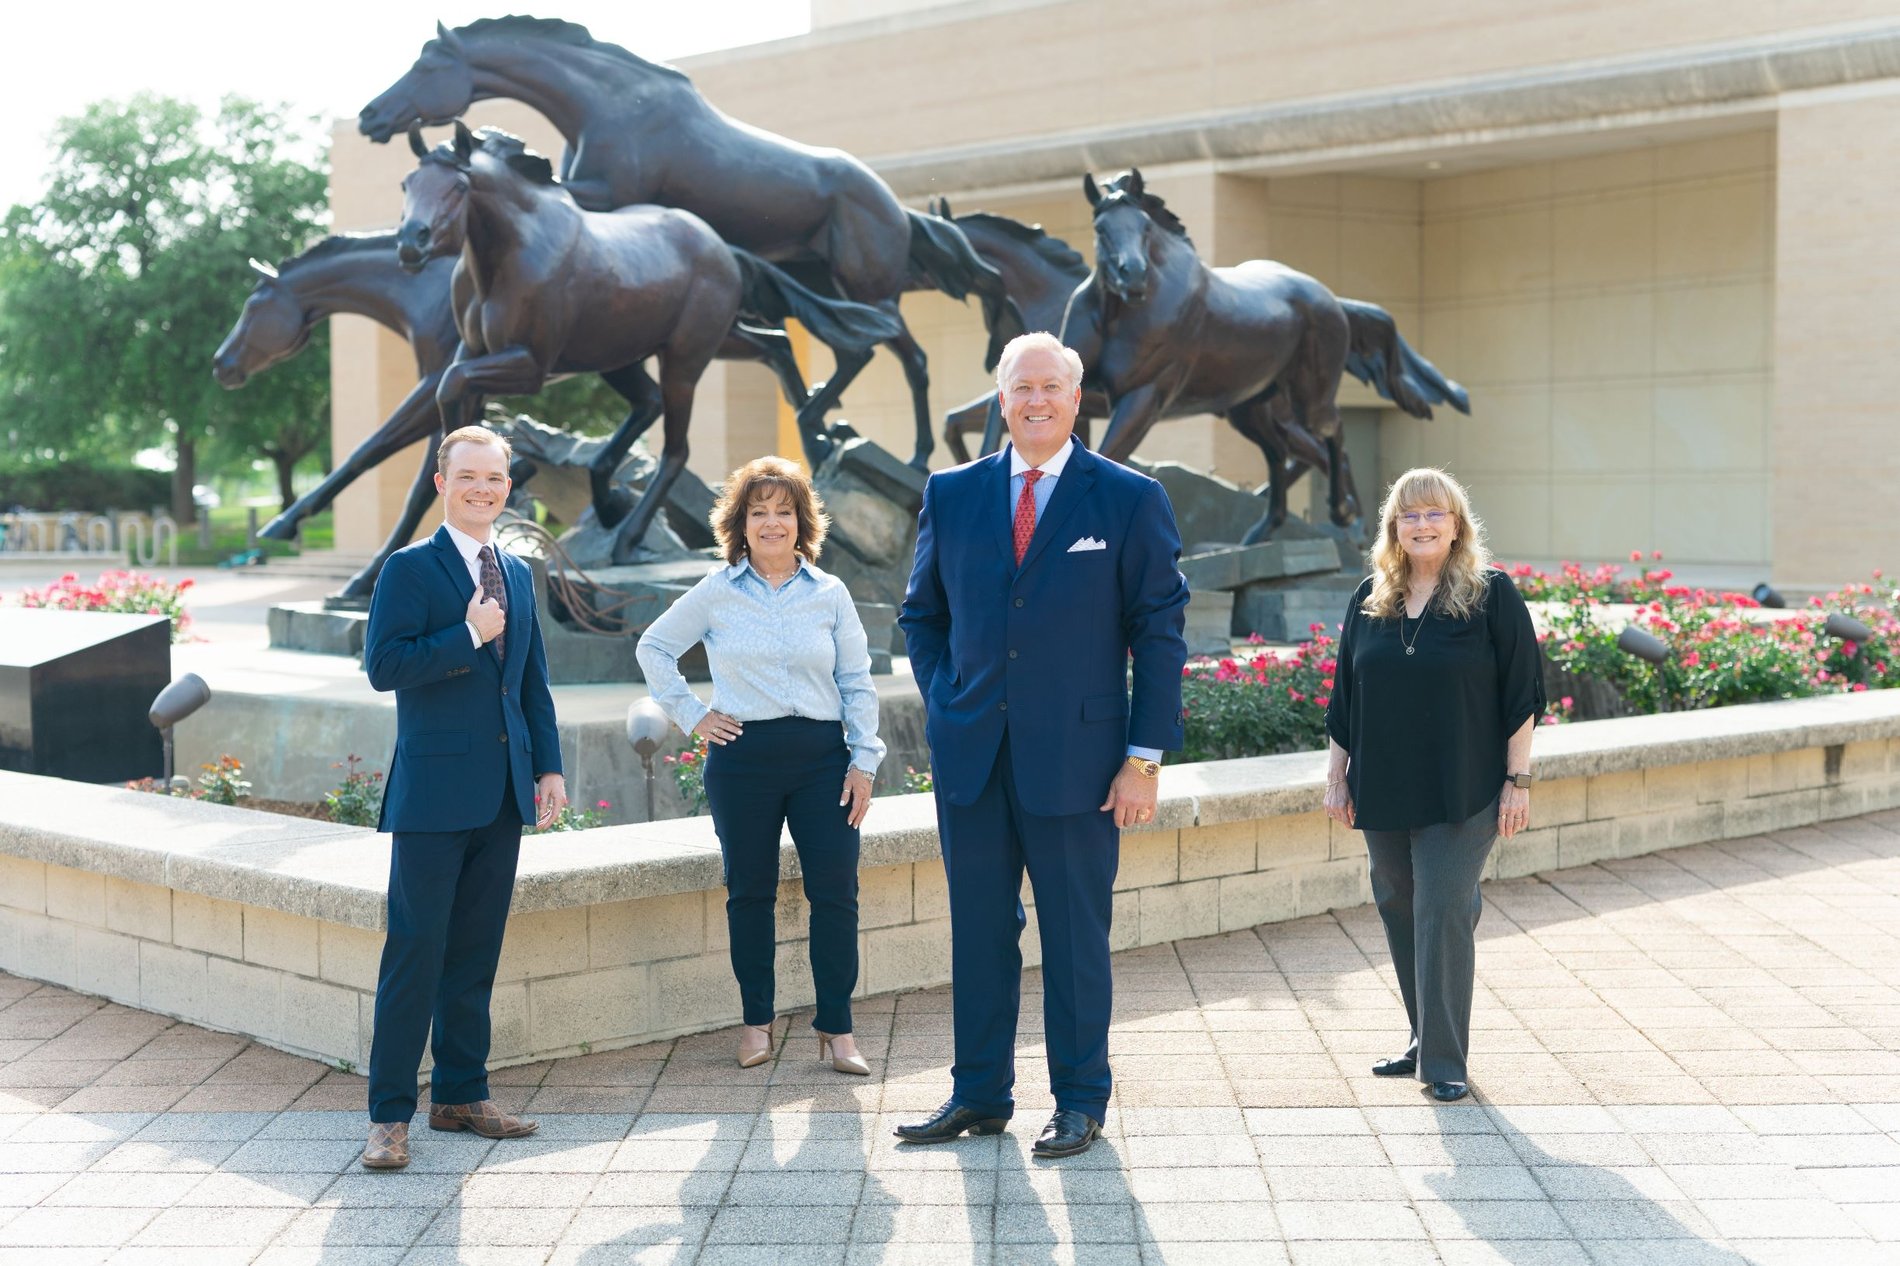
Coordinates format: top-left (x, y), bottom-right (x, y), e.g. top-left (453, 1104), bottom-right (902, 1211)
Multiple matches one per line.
top-left (709, 456), bottom-right (831, 566)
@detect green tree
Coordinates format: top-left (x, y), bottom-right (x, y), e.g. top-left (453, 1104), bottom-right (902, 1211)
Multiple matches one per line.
top-left (0, 94), bottom-right (329, 520)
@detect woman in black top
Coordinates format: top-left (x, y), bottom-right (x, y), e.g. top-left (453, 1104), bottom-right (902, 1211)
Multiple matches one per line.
top-left (1323, 468), bottom-right (1545, 1102)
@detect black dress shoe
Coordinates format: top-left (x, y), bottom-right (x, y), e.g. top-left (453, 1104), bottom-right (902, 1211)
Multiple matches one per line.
top-left (894, 1099), bottom-right (1009, 1144)
top-left (1031, 1108), bottom-right (1102, 1158)
top-left (1430, 1081), bottom-right (1470, 1102)
top-left (1372, 1056), bottom-right (1417, 1078)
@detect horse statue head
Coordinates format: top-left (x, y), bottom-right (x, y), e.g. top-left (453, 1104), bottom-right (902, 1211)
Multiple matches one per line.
top-left (212, 257), bottom-right (305, 388)
top-left (361, 21), bottom-right (475, 143)
top-left (397, 121), bottom-right (562, 273)
top-left (1083, 168), bottom-right (1190, 306)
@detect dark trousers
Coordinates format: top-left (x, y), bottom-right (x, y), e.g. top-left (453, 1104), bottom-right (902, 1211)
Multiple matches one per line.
top-left (938, 736), bottom-right (1119, 1122)
top-left (704, 717), bottom-right (860, 1035)
top-left (368, 792), bottom-right (521, 1123)
top-left (1362, 796), bottom-right (1498, 1085)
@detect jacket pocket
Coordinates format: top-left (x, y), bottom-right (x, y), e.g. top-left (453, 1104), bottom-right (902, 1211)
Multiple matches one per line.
top-left (1081, 693), bottom-right (1128, 722)
top-left (403, 728), bottom-right (470, 757)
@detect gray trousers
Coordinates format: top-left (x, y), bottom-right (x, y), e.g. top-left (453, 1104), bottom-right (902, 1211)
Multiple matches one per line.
top-left (1362, 796), bottom-right (1498, 1085)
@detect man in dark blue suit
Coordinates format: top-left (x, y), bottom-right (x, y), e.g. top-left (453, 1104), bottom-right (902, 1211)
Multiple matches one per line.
top-left (359, 425), bottom-right (565, 1170)
top-left (897, 332), bottom-right (1189, 1158)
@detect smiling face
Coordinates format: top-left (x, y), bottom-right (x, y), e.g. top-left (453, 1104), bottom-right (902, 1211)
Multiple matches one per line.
top-left (434, 439), bottom-right (511, 537)
top-left (743, 489), bottom-right (800, 568)
top-left (397, 159), bottom-right (469, 273)
top-left (999, 344), bottom-right (1081, 468)
top-left (212, 280), bottom-right (306, 388)
top-left (1392, 501), bottom-right (1459, 572)
top-left (359, 39), bottom-right (475, 143)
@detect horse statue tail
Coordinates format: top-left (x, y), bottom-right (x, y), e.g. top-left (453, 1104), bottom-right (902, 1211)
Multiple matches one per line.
top-left (730, 249), bottom-right (905, 353)
top-left (904, 208), bottom-right (1026, 371)
top-left (1339, 298), bottom-right (1471, 419)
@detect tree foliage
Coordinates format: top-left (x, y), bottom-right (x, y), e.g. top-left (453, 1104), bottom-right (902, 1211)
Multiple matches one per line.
top-left (0, 95), bottom-right (330, 518)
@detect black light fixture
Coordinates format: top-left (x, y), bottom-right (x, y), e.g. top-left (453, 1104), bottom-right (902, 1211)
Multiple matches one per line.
top-left (625, 698), bottom-right (672, 822)
top-left (1752, 583), bottom-right (1786, 609)
top-left (1616, 625), bottom-right (1669, 665)
top-left (1824, 612), bottom-right (1874, 644)
top-left (148, 673), bottom-right (212, 784)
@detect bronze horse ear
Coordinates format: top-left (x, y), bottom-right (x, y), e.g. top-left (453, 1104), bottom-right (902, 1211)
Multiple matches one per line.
top-left (452, 120), bottom-right (475, 165)
top-left (1083, 172), bottom-right (1101, 207)
top-left (434, 19), bottom-right (466, 55)
top-left (1124, 168), bottom-right (1145, 198)
top-left (408, 125), bottom-right (429, 159)
top-left (930, 196), bottom-right (952, 219)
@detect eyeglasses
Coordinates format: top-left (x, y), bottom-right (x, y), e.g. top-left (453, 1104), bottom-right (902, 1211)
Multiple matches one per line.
top-left (1398, 510), bottom-right (1452, 526)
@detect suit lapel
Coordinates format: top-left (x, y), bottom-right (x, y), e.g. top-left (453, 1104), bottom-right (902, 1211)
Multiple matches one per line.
top-left (1017, 438), bottom-right (1096, 575)
top-left (429, 527), bottom-right (476, 605)
top-left (982, 451), bottom-right (1014, 567)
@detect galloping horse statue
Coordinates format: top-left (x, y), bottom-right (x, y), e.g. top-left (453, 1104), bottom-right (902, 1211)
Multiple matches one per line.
top-left (210, 233), bottom-right (810, 597)
top-left (360, 15), bottom-right (1019, 469)
top-left (1062, 169), bottom-right (1468, 542)
top-left (397, 122), bottom-right (899, 563)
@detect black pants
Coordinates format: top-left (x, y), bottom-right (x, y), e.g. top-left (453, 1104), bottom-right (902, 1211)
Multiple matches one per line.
top-left (368, 792), bottom-right (521, 1123)
top-left (1362, 795), bottom-right (1498, 1085)
top-left (703, 717), bottom-right (860, 1035)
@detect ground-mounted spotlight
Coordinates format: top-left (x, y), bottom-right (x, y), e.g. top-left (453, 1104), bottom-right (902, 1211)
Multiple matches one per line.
top-left (1824, 612), bottom-right (1874, 644)
top-left (148, 673), bottom-right (212, 783)
top-left (1752, 583), bottom-right (1786, 609)
top-left (625, 698), bottom-right (672, 822)
top-left (1616, 625), bottom-right (1669, 665)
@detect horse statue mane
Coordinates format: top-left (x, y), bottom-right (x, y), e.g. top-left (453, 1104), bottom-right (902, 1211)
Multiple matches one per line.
top-left (1096, 170), bottom-right (1193, 246)
top-left (419, 124), bottom-right (559, 188)
top-left (451, 14), bottom-right (689, 82)
top-left (276, 232), bottom-right (394, 273)
top-left (955, 211), bottom-right (1088, 276)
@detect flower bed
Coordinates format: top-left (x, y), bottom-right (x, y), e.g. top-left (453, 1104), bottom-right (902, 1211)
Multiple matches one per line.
top-left (16, 570), bottom-right (193, 642)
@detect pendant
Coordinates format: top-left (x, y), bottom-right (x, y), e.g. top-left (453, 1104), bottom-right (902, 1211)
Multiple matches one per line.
top-left (1405, 646), bottom-right (1415, 656)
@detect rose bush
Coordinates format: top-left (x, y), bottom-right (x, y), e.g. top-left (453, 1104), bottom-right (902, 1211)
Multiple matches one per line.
top-left (18, 570), bottom-right (193, 642)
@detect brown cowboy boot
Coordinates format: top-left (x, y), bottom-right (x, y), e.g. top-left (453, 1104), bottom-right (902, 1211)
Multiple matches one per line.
top-left (361, 1121), bottom-right (410, 1169)
top-left (427, 1099), bottom-right (538, 1139)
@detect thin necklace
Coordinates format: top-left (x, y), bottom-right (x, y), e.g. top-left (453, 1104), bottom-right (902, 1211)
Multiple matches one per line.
top-left (1400, 588), bottom-right (1433, 657)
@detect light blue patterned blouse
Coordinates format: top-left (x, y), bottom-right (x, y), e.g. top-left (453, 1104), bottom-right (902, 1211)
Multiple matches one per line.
top-left (635, 557), bottom-right (885, 773)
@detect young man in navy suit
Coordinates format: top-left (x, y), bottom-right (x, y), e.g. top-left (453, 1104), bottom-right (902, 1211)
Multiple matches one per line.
top-left (898, 332), bottom-right (1189, 1157)
top-left (359, 425), bottom-right (566, 1169)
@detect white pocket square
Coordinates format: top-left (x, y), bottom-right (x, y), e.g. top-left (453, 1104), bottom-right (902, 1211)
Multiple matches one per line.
top-left (1067, 536), bottom-right (1107, 553)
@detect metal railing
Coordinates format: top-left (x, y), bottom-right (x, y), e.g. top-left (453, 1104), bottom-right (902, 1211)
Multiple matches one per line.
top-left (0, 511), bottom-right (179, 567)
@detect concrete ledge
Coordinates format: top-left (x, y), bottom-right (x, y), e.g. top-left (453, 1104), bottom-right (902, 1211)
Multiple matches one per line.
top-left (5, 689), bottom-right (1900, 1070)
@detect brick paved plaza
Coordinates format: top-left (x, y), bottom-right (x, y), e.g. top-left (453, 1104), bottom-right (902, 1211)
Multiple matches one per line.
top-left (1, 814), bottom-right (1896, 1264)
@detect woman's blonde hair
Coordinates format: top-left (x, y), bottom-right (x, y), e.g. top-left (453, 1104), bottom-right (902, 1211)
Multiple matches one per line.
top-left (709, 456), bottom-right (830, 566)
top-left (1362, 467), bottom-right (1493, 620)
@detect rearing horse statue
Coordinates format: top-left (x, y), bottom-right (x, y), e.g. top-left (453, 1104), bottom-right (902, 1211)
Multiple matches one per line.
top-left (360, 15), bottom-right (1018, 469)
top-left (397, 122), bottom-right (899, 563)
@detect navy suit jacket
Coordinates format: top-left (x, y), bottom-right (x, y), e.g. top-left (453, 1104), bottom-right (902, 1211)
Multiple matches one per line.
top-left (900, 438), bottom-right (1189, 817)
top-left (364, 526), bottom-right (561, 834)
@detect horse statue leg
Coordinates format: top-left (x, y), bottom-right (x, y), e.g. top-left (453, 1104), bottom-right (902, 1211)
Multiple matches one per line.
top-left (1227, 399), bottom-right (1291, 546)
top-left (882, 321), bottom-right (934, 471)
top-left (261, 369), bottom-right (445, 541)
top-left (942, 392), bottom-right (988, 466)
top-left (1325, 431), bottom-right (1361, 527)
top-left (335, 441), bottom-right (442, 601)
top-left (1095, 383), bottom-right (1164, 465)
top-left (587, 363), bottom-right (665, 527)
top-left (980, 394), bottom-right (1007, 457)
top-left (610, 356), bottom-right (708, 566)
top-left (722, 324), bottom-right (809, 411)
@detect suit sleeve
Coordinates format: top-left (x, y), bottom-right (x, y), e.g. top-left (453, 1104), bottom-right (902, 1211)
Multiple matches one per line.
top-left (521, 579), bottom-right (562, 778)
top-left (897, 476), bottom-right (950, 706)
top-left (364, 551), bottom-right (482, 692)
top-left (1121, 479), bottom-right (1190, 752)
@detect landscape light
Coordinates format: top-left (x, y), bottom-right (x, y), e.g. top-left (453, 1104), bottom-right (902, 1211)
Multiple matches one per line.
top-left (1752, 583), bottom-right (1786, 609)
top-left (1824, 612), bottom-right (1874, 644)
top-left (148, 673), bottom-right (212, 782)
top-left (1616, 626), bottom-right (1669, 665)
top-left (625, 698), bottom-right (672, 822)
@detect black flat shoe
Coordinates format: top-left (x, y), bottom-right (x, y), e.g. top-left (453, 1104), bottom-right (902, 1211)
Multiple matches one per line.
top-left (894, 1099), bottom-right (1009, 1144)
top-left (1372, 1056), bottom-right (1417, 1078)
top-left (1031, 1108), bottom-right (1102, 1159)
top-left (1430, 1081), bottom-right (1469, 1102)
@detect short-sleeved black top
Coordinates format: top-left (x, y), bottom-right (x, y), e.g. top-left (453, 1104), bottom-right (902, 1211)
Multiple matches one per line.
top-left (1324, 567), bottom-right (1546, 832)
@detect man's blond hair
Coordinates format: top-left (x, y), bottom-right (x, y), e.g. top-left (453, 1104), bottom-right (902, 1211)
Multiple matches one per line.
top-left (436, 425), bottom-right (513, 476)
top-left (994, 332), bottom-right (1084, 394)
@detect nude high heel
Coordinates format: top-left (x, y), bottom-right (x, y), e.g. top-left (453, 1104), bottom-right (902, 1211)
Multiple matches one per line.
top-left (816, 1029), bottom-right (870, 1076)
top-left (737, 1023), bottom-right (774, 1069)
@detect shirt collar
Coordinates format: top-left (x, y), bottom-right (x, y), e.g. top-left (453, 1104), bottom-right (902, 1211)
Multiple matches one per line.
top-left (443, 521), bottom-right (494, 563)
top-left (724, 555), bottom-right (813, 587)
top-left (1008, 436), bottom-right (1075, 481)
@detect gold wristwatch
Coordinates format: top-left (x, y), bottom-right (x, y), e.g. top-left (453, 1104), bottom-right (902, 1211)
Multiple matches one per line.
top-left (1126, 756), bottom-right (1160, 778)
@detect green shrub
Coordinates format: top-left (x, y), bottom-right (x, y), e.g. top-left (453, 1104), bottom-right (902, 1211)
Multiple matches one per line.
top-left (1176, 626), bottom-right (1336, 764)
top-left (0, 464), bottom-right (171, 512)
top-left (324, 756), bottom-right (385, 827)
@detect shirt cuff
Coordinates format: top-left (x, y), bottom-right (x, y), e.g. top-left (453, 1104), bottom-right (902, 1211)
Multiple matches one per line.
top-left (1127, 745), bottom-right (1162, 762)
top-left (466, 621), bottom-right (482, 648)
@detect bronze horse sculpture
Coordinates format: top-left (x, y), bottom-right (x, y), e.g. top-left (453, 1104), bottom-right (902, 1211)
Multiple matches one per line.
top-left (360, 15), bottom-right (1019, 469)
top-left (210, 232), bottom-right (810, 597)
top-left (396, 122), bottom-right (899, 563)
top-left (1061, 169), bottom-right (1468, 542)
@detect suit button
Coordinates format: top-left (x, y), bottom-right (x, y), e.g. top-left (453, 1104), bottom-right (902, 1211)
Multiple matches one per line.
top-left (1014, 598), bottom-right (1024, 608)
top-left (1008, 650), bottom-right (1018, 659)
top-left (501, 687), bottom-right (508, 696)
top-left (998, 702), bottom-right (1008, 712)
top-left (499, 734), bottom-right (508, 743)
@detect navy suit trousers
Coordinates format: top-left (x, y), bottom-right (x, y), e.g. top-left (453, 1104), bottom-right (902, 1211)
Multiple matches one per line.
top-left (939, 736), bottom-right (1119, 1122)
top-left (368, 788), bottom-right (521, 1123)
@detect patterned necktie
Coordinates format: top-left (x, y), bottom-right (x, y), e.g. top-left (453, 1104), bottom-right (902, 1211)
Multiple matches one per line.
top-left (1012, 469), bottom-right (1043, 566)
top-left (477, 544), bottom-right (507, 663)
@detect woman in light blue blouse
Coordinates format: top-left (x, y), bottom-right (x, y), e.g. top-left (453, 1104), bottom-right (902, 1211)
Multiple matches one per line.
top-left (636, 456), bottom-right (885, 1075)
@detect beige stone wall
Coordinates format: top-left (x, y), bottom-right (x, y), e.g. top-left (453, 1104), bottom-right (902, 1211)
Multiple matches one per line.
top-left (1771, 89), bottom-right (1900, 589)
top-left (1378, 132), bottom-right (1777, 566)
top-left (5, 731), bottom-right (1893, 1072)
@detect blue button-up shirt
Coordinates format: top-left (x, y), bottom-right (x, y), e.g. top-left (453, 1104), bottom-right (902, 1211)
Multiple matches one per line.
top-left (635, 557), bottom-right (885, 773)
top-left (1007, 441), bottom-right (1160, 764)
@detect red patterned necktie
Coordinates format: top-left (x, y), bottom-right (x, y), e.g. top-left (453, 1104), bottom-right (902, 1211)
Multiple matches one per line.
top-left (477, 544), bottom-right (508, 662)
top-left (1012, 469), bottom-right (1043, 566)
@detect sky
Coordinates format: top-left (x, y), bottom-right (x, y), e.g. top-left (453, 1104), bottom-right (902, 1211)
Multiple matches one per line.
top-left (0, 1), bottom-right (813, 213)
